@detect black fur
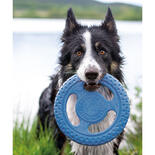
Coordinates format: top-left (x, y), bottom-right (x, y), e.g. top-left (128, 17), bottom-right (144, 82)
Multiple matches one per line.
top-left (37, 7), bottom-right (124, 155)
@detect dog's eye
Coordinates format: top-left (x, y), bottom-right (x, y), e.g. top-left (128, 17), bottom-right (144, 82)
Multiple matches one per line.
top-left (99, 50), bottom-right (105, 55)
top-left (76, 51), bottom-right (82, 56)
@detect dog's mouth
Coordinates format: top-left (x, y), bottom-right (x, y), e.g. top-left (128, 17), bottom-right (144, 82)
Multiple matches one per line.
top-left (84, 82), bottom-right (101, 91)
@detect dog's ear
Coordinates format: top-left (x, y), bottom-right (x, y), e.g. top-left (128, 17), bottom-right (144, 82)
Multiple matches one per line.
top-left (101, 8), bottom-right (117, 34)
top-left (66, 8), bottom-right (78, 31)
top-left (62, 8), bottom-right (79, 40)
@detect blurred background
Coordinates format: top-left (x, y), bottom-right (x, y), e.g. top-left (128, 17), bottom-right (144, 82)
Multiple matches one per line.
top-left (13, 0), bottom-right (142, 154)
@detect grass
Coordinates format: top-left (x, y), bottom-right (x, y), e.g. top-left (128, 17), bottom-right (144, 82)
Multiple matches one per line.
top-left (13, 118), bottom-right (73, 155)
top-left (13, 87), bottom-right (142, 155)
top-left (119, 87), bottom-right (142, 155)
top-left (13, 119), bottom-right (59, 155)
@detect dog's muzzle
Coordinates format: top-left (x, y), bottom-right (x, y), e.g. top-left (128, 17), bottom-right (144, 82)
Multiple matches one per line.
top-left (84, 69), bottom-right (100, 91)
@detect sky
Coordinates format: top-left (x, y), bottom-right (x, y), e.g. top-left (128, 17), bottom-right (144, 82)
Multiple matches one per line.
top-left (95, 0), bottom-right (142, 6)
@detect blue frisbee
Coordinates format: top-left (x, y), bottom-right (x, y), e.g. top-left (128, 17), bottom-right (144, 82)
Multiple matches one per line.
top-left (54, 74), bottom-right (130, 146)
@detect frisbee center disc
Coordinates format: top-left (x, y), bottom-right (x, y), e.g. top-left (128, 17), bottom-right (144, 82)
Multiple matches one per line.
top-left (76, 93), bottom-right (106, 123)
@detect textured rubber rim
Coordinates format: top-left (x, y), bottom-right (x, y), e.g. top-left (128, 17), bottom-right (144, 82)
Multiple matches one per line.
top-left (54, 74), bottom-right (130, 146)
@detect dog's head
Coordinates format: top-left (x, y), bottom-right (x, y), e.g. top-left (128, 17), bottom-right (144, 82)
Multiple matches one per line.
top-left (59, 8), bottom-right (124, 89)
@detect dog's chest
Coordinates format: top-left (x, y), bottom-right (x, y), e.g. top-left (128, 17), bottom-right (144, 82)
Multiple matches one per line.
top-left (66, 87), bottom-right (116, 155)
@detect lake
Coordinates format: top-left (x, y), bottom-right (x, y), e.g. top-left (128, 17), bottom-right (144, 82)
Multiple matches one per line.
top-left (13, 19), bottom-right (142, 124)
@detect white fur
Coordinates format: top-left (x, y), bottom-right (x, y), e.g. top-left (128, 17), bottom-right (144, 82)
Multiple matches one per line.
top-left (67, 94), bottom-right (80, 126)
top-left (77, 31), bottom-right (102, 82)
top-left (66, 86), bottom-right (117, 155)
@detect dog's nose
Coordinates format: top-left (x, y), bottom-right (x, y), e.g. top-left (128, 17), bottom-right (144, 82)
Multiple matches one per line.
top-left (85, 72), bottom-right (99, 80)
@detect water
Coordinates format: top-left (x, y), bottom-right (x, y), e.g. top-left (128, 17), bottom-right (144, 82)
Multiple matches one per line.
top-left (13, 19), bottom-right (142, 124)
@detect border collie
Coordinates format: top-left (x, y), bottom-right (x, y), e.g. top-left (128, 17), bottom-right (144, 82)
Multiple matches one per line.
top-left (37, 8), bottom-right (124, 155)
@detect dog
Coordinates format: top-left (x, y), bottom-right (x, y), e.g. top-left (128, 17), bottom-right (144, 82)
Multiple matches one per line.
top-left (37, 8), bottom-right (125, 155)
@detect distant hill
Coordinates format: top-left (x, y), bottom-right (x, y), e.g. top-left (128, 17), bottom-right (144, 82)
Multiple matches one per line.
top-left (13, 0), bottom-right (142, 20)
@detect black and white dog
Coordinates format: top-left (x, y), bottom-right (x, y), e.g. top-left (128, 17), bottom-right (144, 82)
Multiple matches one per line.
top-left (37, 8), bottom-right (124, 155)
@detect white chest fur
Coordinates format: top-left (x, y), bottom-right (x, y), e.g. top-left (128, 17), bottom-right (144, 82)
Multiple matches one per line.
top-left (66, 87), bottom-right (117, 155)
